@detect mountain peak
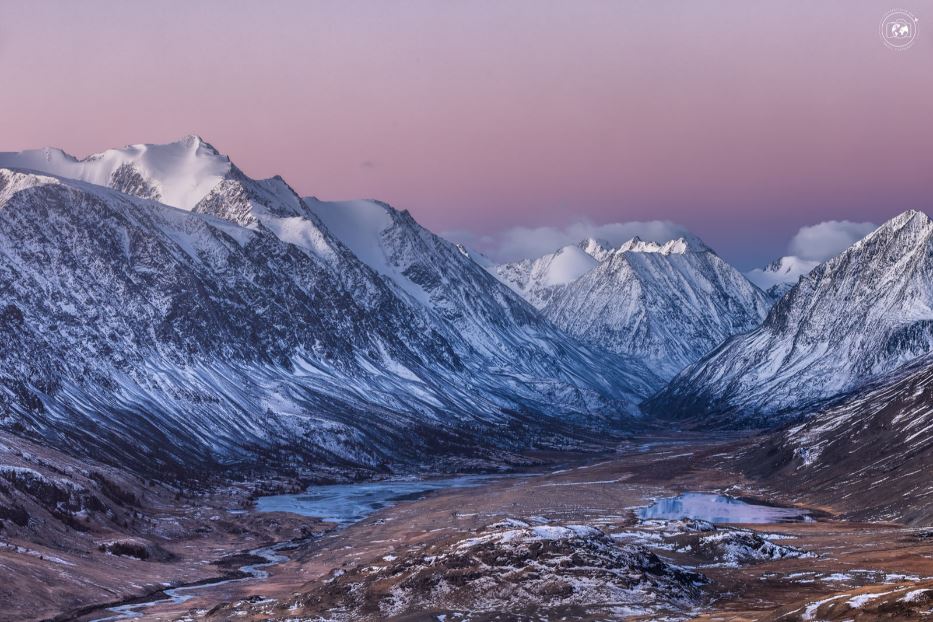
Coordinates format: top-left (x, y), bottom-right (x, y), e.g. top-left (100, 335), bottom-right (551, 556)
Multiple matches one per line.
top-left (833, 209), bottom-right (933, 264)
top-left (174, 134), bottom-right (221, 156)
top-left (0, 137), bottom-right (232, 210)
top-left (616, 235), bottom-right (701, 255)
top-left (0, 168), bottom-right (63, 197)
top-left (537, 231), bottom-right (768, 379)
top-left (882, 209), bottom-right (931, 231)
top-left (578, 237), bottom-right (612, 261)
top-left (745, 255), bottom-right (819, 297)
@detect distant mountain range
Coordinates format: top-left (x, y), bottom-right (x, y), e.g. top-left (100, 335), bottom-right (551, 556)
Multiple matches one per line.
top-left (2, 136), bottom-right (932, 480)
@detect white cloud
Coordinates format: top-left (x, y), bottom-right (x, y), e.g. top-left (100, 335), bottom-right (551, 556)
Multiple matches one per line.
top-left (745, 220), bottom-right (878, 291)
top-left (446, 220), bottom-right (690, 263)
top-left (787, 220), bottom-right (876, 262)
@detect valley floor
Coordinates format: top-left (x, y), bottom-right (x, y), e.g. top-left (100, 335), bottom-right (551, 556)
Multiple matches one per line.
top-left (41, 436), bottom-right (933, 621)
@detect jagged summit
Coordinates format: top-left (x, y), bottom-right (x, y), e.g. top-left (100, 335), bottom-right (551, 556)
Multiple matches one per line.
top-left (881, 208), bottom-right (929, 228)
top-left (841, 209), bottom-right (932, 258)
top-left (616, 235), bottom-right (697, 255)
top-left (577, 233), bottom-right (712, 259)
top-left (0, 136), bottom-right (336, 253)
top-left (577, 237), bottom-right (613, 261)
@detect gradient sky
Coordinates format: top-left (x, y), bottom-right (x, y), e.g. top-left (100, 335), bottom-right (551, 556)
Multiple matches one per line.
top-left (2, 0), bottom-right (931, 268)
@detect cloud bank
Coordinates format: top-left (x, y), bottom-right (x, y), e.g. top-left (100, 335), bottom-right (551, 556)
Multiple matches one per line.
top-left (745, 220), bottom-right (877, 290)
top-left (787, 220), bottom-right (876, 262)
top-left (450, 218), bottom-right (878, 271)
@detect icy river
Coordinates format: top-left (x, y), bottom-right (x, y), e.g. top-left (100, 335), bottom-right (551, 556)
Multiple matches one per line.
top-left (90, 474), bottom-right (506, 621)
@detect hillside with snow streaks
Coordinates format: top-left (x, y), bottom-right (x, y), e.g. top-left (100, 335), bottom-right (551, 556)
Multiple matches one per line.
top-left (494, 243), bottom-right (600, 308)
top-left (497, 236), bottom-right (769, 380)
top-left (305, 198), bottom-right (659, 405)
top-left (649, 210), bottom-right (933, 425)
top-left (0, 139), bottom-right (658, 474)
top-left (743, 355), bottom-right (933, 523)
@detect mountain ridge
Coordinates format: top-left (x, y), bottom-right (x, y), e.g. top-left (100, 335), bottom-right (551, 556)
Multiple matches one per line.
top-left (647, 209), bottom-right (933, 425)
top-left (494, 234), bottom-right (769, 380)
top-left (0, 138), bottom-right (660, 476)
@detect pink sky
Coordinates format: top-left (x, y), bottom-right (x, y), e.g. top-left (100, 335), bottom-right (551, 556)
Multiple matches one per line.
top-left (2, 0), bottom-right (931, 266)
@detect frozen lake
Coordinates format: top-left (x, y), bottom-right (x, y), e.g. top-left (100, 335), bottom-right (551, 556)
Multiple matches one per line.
top-left (638, 492), bottom-right (810, 524)
top-left (256, 474), bottom-right (507, 525)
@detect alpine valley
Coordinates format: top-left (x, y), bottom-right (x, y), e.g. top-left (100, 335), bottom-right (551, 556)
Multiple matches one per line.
top-left (2, 137), bottom-right (933, 622)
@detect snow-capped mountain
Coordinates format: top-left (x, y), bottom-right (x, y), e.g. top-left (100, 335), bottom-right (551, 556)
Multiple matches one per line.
top-left (648, 210), bottom-right (933, 425)
top-left (493, 242), bottom-right (600, 308)
top-left (743, 355), bottom-right (933, 523)
top-left (745, 255), bottom-right (819, 301)
top-left (0, 135), bottom-right (230, 209)
top-left (496, 235), bottom-right (770, 379)
top-left (305, 197), bottom-right (659, 403)
top-left (0, 139), bottom-right (657, 475)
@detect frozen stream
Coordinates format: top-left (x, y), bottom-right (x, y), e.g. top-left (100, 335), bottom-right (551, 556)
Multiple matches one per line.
top-left (88, 474), bottom-right (506, 620)
top-left (89, 543), bottom-right (287, 622)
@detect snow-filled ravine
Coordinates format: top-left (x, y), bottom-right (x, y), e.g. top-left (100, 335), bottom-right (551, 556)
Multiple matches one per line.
top-left (638, 492), bottom-right (811, 524)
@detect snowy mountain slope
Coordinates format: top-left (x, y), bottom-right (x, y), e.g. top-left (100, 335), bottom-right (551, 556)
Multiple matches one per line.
top-left (306, 198), bottom-right (660, 404)
top-left (497, 235), bottom-right (769, 380)
top-left (0, 169), bottom-right (461, 473)
top-left (742, 355), bottom-right (933, 523)
top-left (24, 135), bottom-right (660, 406)
top-left (494, 243), bottom-right (599, 308)
top-left (745, 256), bottom-right (818, 302)
top-left (648, 210), bottom-right (933, 425)
top-left (0, 140), bottom-right (658, 474)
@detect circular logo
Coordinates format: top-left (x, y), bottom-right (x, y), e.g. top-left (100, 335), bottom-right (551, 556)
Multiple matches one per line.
top-left (880, 9), bottom-right (919, 50)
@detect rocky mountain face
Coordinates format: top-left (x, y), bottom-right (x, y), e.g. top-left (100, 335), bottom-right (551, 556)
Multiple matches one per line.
top-left (741, 355), bottom-right (933, 524)
top-left (0, 139), bottom-right (657, 476)
top-left (493, 241), bottom-right (600, 309)
top-left (496, 236), bottom-right (770, 380)
top-left (648, 210), bottom-right (933, 425)
top-left (305, 199), bottom-right (657, 406)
